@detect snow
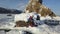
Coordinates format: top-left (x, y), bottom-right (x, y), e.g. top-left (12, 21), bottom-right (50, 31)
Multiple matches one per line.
top-left (40, 15), bottom-right (52, 20)
top-left (0, 22), bottom-right (15, 28)
top-left (25, 10), bottom-right (29, 13)
top-left (0, 13), bottom-right (60, 34)
top-left (0, 27), bottom-right (48, 34)
top-left (45, 15), bottom-right (52, 19)
top-left (0, 24), bottom-right (60, 34)
top-left (15, 13), bottom-right (28, 22)
top-left (14, 13), bottom-right (34, 22)
top-left (53, 16), bottom-right (60, 20)
top-left (15, 12), bottom-right (53, 23)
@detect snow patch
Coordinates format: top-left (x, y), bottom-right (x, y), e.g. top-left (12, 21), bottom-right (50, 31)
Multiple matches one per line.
top-left (14, 13), bottom-right (34, 22)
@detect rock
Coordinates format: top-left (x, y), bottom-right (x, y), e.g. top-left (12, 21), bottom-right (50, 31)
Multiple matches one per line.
top-left (15, 21), bottom-right (28, 27)
top-left (25, 0), bottom-right (56, 17)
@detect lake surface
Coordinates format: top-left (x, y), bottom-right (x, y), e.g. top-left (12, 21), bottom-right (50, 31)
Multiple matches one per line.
top-left (0, 14), bottom-right (15, 27)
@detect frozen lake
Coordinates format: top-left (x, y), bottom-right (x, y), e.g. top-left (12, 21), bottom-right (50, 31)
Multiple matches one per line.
top-left (0, 14), bottom-right (14, 22)
top-left (0, 14), bottom-right (15, 27)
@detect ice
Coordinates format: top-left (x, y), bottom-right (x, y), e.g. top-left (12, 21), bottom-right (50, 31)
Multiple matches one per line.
top-left (0, 14), bottom-right (15, 28)
top-left (0, 30), bottom-right (5, 34)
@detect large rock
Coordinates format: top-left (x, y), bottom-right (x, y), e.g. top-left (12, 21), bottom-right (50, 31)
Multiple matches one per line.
top-left (25, 0), bottom-right (56, 17)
